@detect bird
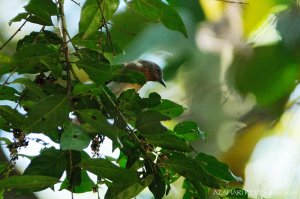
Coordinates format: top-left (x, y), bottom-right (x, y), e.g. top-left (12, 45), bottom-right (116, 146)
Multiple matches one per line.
top-left (109, 59), bottom-right (166, 96)
top-left (73, 59), bottom-right (166, 96)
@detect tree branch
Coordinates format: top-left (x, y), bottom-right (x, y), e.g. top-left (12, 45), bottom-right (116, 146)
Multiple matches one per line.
top-left (58, 0), bottom-right (74, 110)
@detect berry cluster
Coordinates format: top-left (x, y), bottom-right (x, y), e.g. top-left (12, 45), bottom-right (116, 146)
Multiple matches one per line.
top-left (7, 129), bottom-right (28, 163)
top-left (90, 135), bottom-right (105, 157)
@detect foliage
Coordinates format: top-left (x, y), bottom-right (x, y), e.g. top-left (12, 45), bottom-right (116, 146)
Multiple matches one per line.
top-left (0, 0), bottom-right (245, 198)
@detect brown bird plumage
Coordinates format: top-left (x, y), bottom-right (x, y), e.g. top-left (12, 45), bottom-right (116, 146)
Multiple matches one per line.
top-left (110, 60), bottom-right (166, 95)
top-left (124, 60), bottom-right (166, 87)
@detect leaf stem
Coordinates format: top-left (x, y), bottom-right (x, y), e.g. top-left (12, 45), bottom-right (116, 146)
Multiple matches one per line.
top-left (0, 20), bottom-right (27, 51)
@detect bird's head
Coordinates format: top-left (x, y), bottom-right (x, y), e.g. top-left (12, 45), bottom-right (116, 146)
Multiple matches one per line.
top-left (124, 60), bottom-right (166, 87)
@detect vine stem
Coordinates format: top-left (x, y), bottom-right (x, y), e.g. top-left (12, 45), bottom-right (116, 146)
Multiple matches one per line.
top-left (58, 0), bottom-right (74, 110)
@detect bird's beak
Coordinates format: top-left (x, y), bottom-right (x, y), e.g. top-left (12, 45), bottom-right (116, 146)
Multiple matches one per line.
top-left (159, 79), bottom-right (167, 87)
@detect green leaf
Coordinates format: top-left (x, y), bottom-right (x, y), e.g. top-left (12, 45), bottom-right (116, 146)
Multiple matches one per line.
top-left (24, 0), bottom-right (57, 26)
top-left (174, 121), bottom-right (206, 141)
top-left (60, 122), bottom-right (91, 151)
top-left (76, 58), bottom-right (112, 84)
top-left (117, 89), bottom-right (142, 122)
top-left (98, 85), bottom-right (118, 116)
top-left (79, 0), bottom-right (120, 39)
top-left (164, 153), bottom-right (220, 189)
top-left (141, 92), bottom-right (161, 108)
top-left (152, 99), bottom-right (185, 118)
top-left (183, 179), bottom-right (207, 199)
top-left (23, 148), bottom-right (66, 179)
top-left (12, 78), bottom-right (46, 100)
top-left (76, 48), bottom-right (110, 63)
top-left (73, 83), bottom-right (102, 97)
top-left (125, 0), bottom-right (187, 37)
top-left (17, 31), bottom-right (62, 50)
top-left (0, 175), bottom-right (59, 189)
top-left (0, 118), bottom-right (7, 131)
top-left (143, 131), bottom-right (191, 152)
top-left (9, 12), bottom-right (29, 25)
top-left (112, 65), bottom-right (146, 84)
top-left (148, 169), bottom-right (166, 199)
top-left (72, 32), bottom-right (122, 54)
top-left (136, 110), bottom-right (170, 134)
top-left (76, 109), bottom-right (126, 141)
top-left (60, 170), bottom-right (95, 193)
top-left (13, 44), bottom-right (61, 76)
top-left (195, 153), bottom-right (241, 182)
top-left (0, 106), bottom-right (24, 128)
top-left (190, 180), bottom-right (207, 199)
top-left (0, 137), bottom-right (12, 145)
top-left (105, 174), bottom-right (153, 199)
top-left (0, 86), bottom-right (20, 101)
top-left (80, 158), bottom-right (138, 183)
top-left (43, 31), bottom-right (63, 45)
top-left (22, 95), bottom-right (69, 133)
top-left (66, 150), bottom-right (82, 187)
top-left (160, 1), bottom-right (187, 38)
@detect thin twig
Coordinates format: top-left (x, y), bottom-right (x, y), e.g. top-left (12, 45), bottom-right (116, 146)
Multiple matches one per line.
top-left (214, 0), bottom-right (249, 4)
top-left (69, 150), bottom-right (74, 199)
top-left (70, 0), bottom-right (81, 7)
top-left (97, 177), bottom-right (101, 199)
top-left (0, 20), bottom-right (28, 50)
top-left (14, 90), bottom-right (27, 110)
top-left (33, 26), bottom-right (46, 43)
top-left (1, 68), bottom-right (17, 88)
top-left (66, 31), bottom-right (81, 58)
top-left (97, 0), bottom-right (116, 56)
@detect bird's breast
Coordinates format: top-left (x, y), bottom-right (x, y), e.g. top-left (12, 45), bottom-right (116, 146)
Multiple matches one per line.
top-left (108, 82), bottom-right (143, 96)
